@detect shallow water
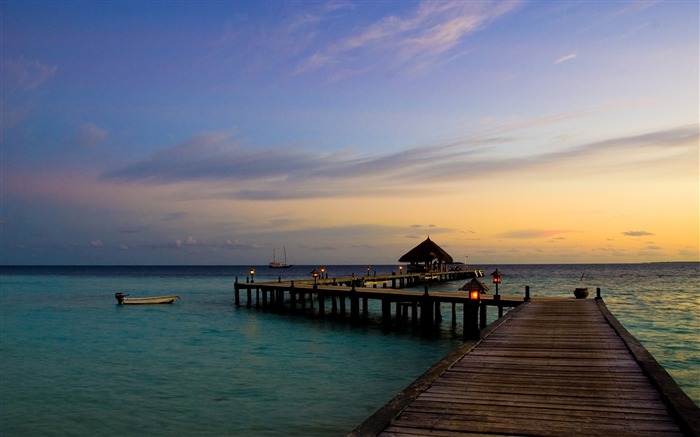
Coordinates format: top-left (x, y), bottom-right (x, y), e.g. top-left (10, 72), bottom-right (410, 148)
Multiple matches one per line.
top-left (1, 263), bottom-right (697, 435)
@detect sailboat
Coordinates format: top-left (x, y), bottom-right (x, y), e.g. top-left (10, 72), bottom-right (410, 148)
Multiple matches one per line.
top-left (268, 247), bottom-right (292, 268)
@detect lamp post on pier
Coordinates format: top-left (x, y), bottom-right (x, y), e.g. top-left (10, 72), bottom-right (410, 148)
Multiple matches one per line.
top-left (464, 280), bottom-right (482, 340)
top-left (491, 268), bottom-right (503, 318)
top-left (491, 269), bottom-right (501, 296)
top-left (249, 268), bottom-right (255, 283)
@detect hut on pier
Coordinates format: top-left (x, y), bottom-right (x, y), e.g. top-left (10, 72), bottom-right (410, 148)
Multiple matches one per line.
top-left (399, 236), bottom-right (454, 273)
top-left (459, 277), bottom-right (489, 293)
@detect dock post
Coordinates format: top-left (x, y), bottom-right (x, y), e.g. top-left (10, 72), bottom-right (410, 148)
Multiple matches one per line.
top-left (464, 300), bottom-right (480, 340)
top-left (234, 277), bottom-right (240, 307)
top-left (262, 287), bottom-right (268, 307)
top-left (362, 297), bottom-right (368, 318)
top-left (350, 290), bottom-right (359, 323)
top-left (278, 288), bottom-right (285, 312)
top-left (318, 292), bottom-right (325, 317)
top-left (495, 294), bottom-right (503, 318)
top-left (331, 293), bottom-right (338, 314)
top-left (339, 295), bottom-right (346, 316)
top-left (382, 299), bottom-right (392, 324)
top-left (421, 286), bottom-right (434, 327)
top-left (246, 287), bottom-right (252, 308)
top-left (596, 287), bottom-right (601, 299)
top-left (479, 302), bottom-right (487, 328)
top-left (451, 302), bottom-right (457, 327)
top-left (290, 288), bottom-right (296, 312)
top-left (524, 285), bottom-right (530, 301)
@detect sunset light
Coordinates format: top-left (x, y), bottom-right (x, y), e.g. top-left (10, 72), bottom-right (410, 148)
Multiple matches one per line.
top-left (1, 1), bottom-right (698, 265)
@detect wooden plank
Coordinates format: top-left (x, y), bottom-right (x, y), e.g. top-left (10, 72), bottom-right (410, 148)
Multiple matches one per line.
top-left (368, 299), bottom-right (686, 436)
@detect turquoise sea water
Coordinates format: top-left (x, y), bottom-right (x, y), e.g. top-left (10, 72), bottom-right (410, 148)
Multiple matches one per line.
top-left (1, 263), bottom-right (698, 436)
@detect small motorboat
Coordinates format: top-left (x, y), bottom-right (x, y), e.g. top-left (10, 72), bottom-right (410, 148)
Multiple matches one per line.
top-left (115, 293), bottom-right (180, 305)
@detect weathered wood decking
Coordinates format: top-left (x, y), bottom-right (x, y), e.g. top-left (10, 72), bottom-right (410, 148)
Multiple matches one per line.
top-left (349, 299), bottom-right (700, 436)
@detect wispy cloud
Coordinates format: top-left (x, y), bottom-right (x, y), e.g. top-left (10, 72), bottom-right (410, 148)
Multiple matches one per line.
top-left (1, 58), bottom-right (59, 130)
top-left (554, 53), bottom-right (577, 65)
top-left (77, 122), bottom-right (109, 149)
top-left (623, 230), bottom-right (654, 237)
top-left (295, 0), bottom-right (522, 78)
top-left (2, 58), bottom-right (58, 92)
top-left (497, 229), bottom-right (574, 239)
top-left (100, 123), bottom-right (698, 201)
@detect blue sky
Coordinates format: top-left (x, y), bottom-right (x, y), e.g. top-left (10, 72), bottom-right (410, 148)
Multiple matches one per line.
top-left (1, 1), bottom-right (698, 265)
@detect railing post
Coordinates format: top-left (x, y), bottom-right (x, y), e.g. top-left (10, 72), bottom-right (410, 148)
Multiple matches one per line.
top-left (290, 287), bottom-right (296, 312)
top-left (524, 285), bottom-right (530, 302)
top-left (234, 276), bottom-right (240, 307)
top-left (318, 290), bottom-right (325, 317)
top-left (596, 287), bottom-right (601, 299)
top-left (350, 288), bottom-right (359, 323)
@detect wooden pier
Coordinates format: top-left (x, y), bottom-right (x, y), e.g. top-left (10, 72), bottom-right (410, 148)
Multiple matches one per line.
top-left (348, 298), bottom-right (700, 437)
top-left (234, 269), bottom-right (514, 339)
top-left (234, 272), bottom-right (699, 436)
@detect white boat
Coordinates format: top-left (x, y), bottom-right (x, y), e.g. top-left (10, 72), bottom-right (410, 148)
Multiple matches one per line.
top-left (268, 247), bottom-right (292, 268)
top-left (115, 293), bottom-right (180, 305)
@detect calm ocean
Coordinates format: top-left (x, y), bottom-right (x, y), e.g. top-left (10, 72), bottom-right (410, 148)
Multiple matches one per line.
top-left (1, 263), bottom-right (698, 436)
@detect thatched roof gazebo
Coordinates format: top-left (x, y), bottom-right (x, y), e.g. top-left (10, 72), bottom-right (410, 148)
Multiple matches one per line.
top-left (398, 236), bottom-right (454, 273)
top-left (459, 277), bottom-right (489, 293)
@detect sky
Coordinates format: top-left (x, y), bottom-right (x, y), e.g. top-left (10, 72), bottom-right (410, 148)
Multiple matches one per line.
top-left (1, 0), bottom-right (698, 266)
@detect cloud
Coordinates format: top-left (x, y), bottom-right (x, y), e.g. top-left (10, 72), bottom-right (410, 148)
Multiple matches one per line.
top-left (1, 58), bottom-right (58, 130)
top-left (175, 236), bottom-right (198, 247)
top-left (623, 230), bottom-right (654, 237)
top-left (296, 0), bottom-right (522, 78)
top-left (100, 123), bottom-right (698, 201)
top-left (554, 53), bottom-right (577, 65)
top-left (224, 239), bottom-right (257, 250)
top-left (90, 240), bottom-right (104, 247)
top-left (77, 122), bottom-right (108, 149)
top-left (497, 229), bottom-right (574, 239)
top-left (2, 58), bottom-right (58, 91)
